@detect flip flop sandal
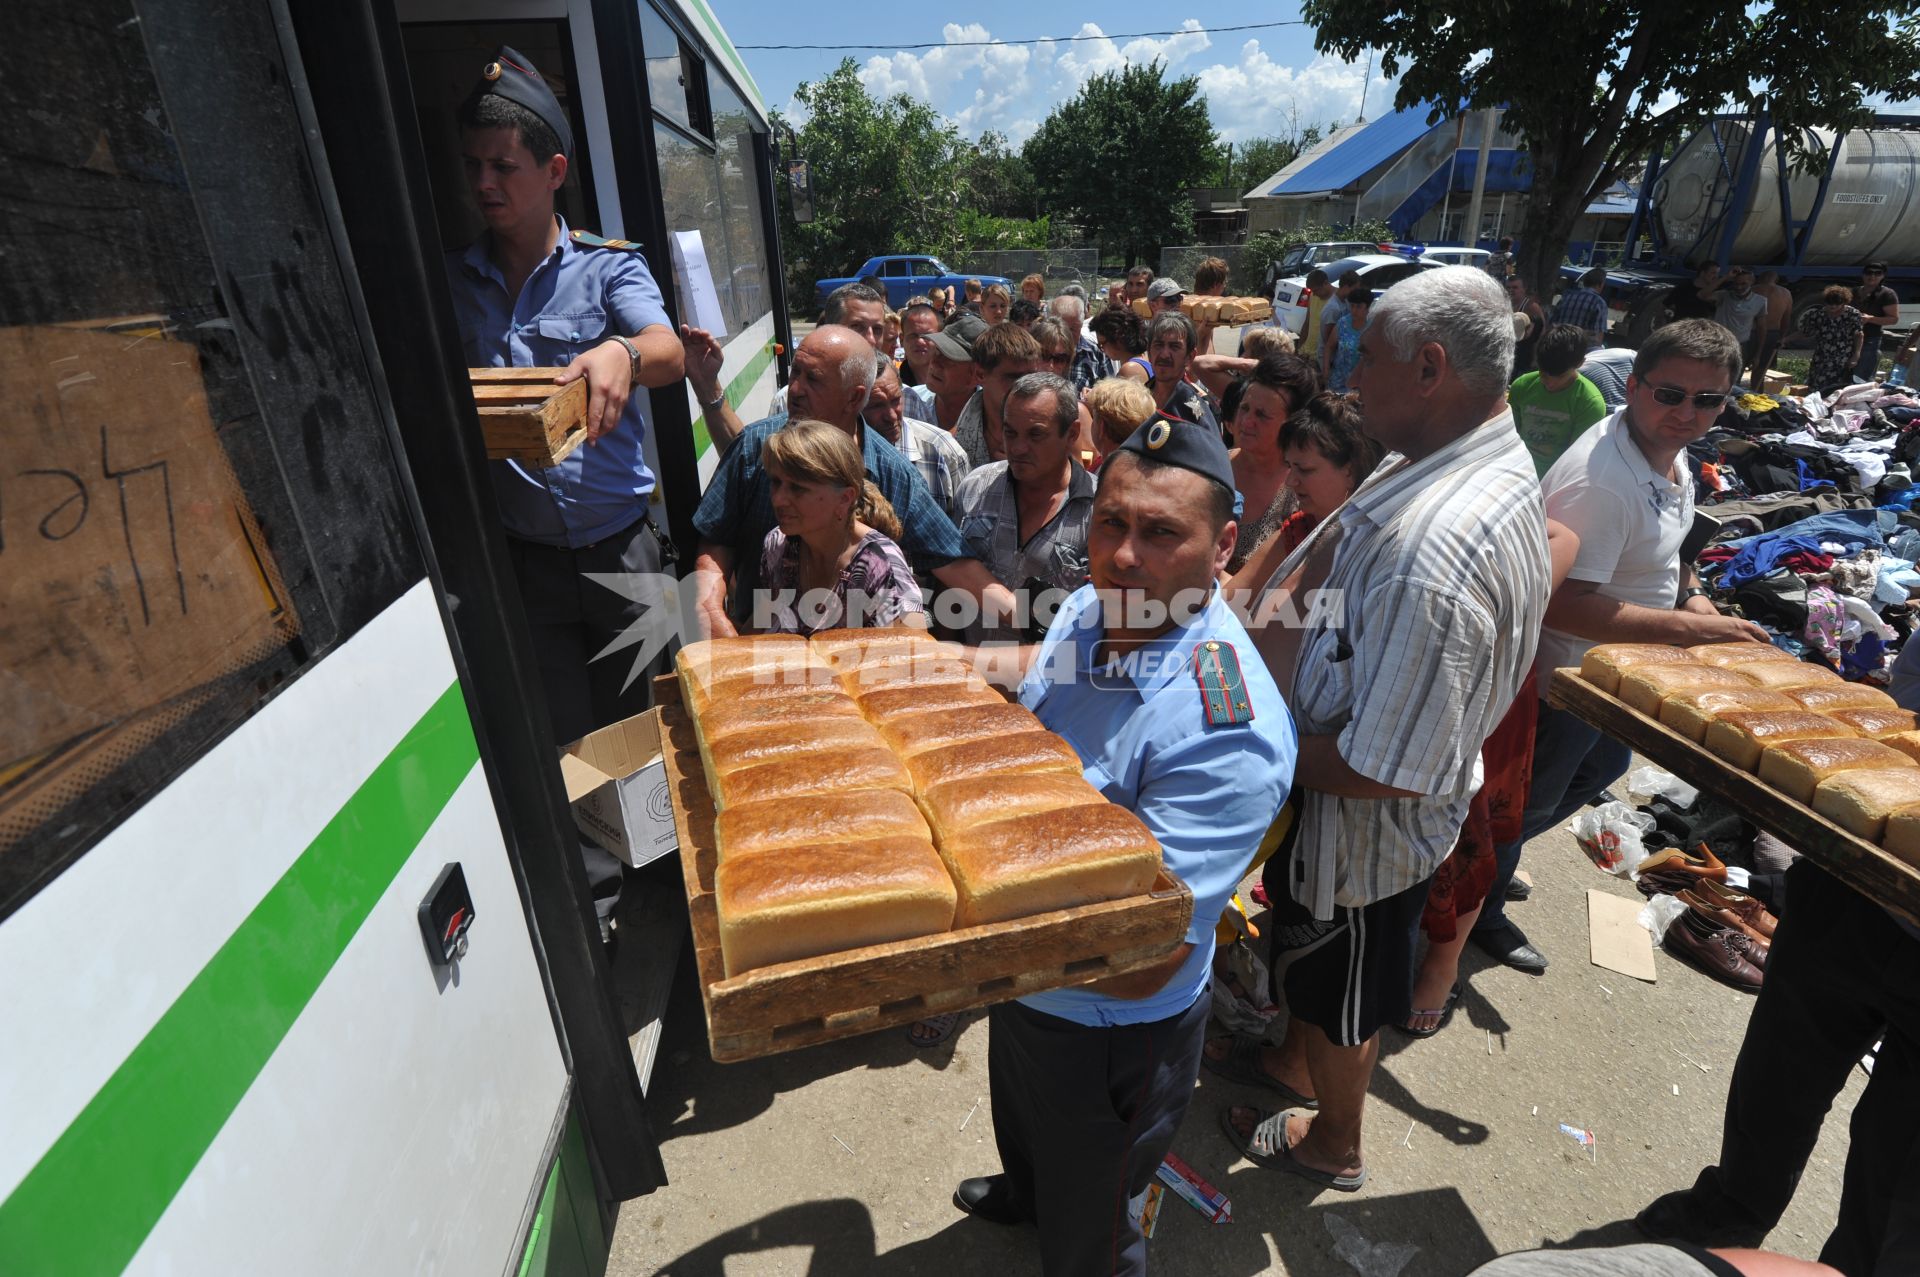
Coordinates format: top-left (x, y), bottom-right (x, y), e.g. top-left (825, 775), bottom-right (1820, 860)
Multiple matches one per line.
top-left (1397, 983), bottom-right (1462, 1039)
top-left (1201, 1035), bottom-right (1319, 1110)
top-left (908, 1013), bottom-right (960, 1048)
top-left (1218, 1105), bottom-right (1367, 1192)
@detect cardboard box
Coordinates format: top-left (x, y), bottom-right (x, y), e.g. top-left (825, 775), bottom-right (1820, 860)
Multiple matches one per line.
top-left (561, 708), bottom-right (678, 867)
top-left (1761, 368), bottom-right (1792, 396)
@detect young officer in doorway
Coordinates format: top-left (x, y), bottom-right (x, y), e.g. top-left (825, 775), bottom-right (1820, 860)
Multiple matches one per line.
top-left (444, 48), bottom-right (685, 938)
top-left (953, 418), bottom-right (1296, 1276)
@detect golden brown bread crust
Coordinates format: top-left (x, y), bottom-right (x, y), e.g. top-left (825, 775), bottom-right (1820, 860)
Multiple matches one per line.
top-left (1757, 737), bottom-right (1918, 803)
top-left (1618, 665), bottom-right (1748, 715)
top-left (1656, 688), bottom-right (1797, 742)
top-left (1811, 768), bottom-right (1920, 839)
top-left (1882, 805), bottom-right (1920, 865)
top-left (875, 703), bottom-right (1045, 757)
top-left (684, 668), bottom-right (841, 714)
top-left (1579, 643), bottom-right (1695, 694)
top-left (715, 789), bottom-right (931, 859)
top-left (918, 773), bottom-right (1109, 841)
top-left (806, 626), bottom-right (937, 656)
top-left (711, 746), bottom-right (912, 809)
top-left (836, 650), bottom-right (983, 693)
top-left (1734, 661), bottom-right (1842, 692)
top-left (695, 689), bottom-right (865, 742)
top-left (1824, 707), bottom-right (1920, 740)
top-left (1689, 642), bottom-right (1799, 669)
top-left (705, 718), bottom-right (886, 772)
top-left (854, 683), bottom-right (1007, 718)
top-left (938, 804), bottom-right (1162, 926)
top-left (1704, 710), bottom-right (1860, 770)
top-left (905, 732), bottom-right (1084, 791)
top-left (1880, 731), bottom-right (1920, 765)
top-left (1784, 684), bottom-right (1897, 713)
top-left (715, 837), bottom-right (957, 976)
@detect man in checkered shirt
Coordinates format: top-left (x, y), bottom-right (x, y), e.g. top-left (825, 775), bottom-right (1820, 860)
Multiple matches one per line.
top-left (1551, 266), bottom-right (1611, 345)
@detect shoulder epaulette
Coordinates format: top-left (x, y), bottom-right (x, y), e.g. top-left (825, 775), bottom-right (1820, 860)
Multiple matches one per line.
top-left (570, 229), bottom-right (643, 252)
top-left (1194, 640), bottom-right (1254, 726)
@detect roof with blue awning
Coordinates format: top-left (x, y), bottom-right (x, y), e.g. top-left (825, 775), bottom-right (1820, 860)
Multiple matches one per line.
top-left (1261, 105), bottom-right (1447, 197)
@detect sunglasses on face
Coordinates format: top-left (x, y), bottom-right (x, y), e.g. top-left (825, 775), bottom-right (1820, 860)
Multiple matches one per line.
top-left (1648, 384), bottom-right (1731, 410)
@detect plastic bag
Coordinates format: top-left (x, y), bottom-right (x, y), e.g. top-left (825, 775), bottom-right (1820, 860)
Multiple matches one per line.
top-left (1568, 801), bottom-right (1655, 876)
top-left (1209, 932), bottom-right (1278, 1036)
top-left (1639, 892), bottom-right (1689, 940)
top-left (1625, 765), bottom-right (1699, 809)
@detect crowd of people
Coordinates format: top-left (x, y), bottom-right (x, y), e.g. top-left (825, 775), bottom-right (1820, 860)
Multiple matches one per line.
top-left (453, 45), bottom-right (1909, 1277)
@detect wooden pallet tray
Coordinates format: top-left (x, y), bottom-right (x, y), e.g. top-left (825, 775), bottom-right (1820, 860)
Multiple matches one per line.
top-left (469, 367), bottom-right (588, 467)
top-left (1547, 667), bottom-right (1920, 926)
top-left (653, 678), bottom-right (1194, 1062)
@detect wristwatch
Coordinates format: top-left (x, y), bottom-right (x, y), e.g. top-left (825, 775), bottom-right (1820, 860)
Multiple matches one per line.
top-left (701, 389), bottom-right (727, 414)
top-left (607, 334), bottom-right (641, 382)
top-left (1680, 587), bottom-right (1710, 602)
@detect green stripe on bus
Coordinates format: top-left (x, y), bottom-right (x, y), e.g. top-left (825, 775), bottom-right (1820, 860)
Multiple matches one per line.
top-left (679, 0), bottom-right (764, 111)
top-left (691, 341), bottom-right (777, 459)
top-left (0, 680), bottom-right (479, 1276)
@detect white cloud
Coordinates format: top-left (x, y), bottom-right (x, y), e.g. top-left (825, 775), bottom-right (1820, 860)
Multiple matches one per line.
top-left (840, 23), bottom-right (1392, 148)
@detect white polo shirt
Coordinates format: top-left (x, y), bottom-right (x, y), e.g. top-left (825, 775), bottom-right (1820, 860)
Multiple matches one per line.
top-left (1535, 408), bottom-right (1694, 676)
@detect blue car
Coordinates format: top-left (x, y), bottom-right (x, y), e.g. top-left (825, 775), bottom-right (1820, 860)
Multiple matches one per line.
top-left (814, 255), bottom-right (1014, 310)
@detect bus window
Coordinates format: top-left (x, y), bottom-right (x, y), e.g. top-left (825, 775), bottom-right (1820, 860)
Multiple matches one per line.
top-left (638, 4), bottom-right (711, 139)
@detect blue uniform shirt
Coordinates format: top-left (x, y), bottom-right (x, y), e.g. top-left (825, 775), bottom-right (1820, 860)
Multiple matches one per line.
top-left (447, 217), bottom-right (673, 547)
top-left (692, 412), bottom-right (967, 626)
top-left (1016, 584), bottom-right (1296, 1026)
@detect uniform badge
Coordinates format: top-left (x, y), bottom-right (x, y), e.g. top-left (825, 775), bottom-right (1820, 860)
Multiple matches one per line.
top-left (569, 229), bottom-right (641, 252)
top-left (1194, 640), bottom-right (1254, 726)
top-left (483, 61), bottom-right (502, 81)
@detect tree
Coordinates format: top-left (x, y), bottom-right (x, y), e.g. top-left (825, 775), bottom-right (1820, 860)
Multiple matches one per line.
top-left (771, 60), bottom-right (967, 300)
top-left (1218, 123), bottom-right (1328, 195)
top-left (1303, 0), bottom-right (1920, 298)
top-left (1021, 61), bottom-right (1219, 266)
top-left (960, 131), bottom-right (1039, 221)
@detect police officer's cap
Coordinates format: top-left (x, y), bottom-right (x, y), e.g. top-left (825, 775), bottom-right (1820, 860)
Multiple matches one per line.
top-left (1115, 413), bottom-right (1242, 515)
top-left (469, 46), bottom-right (574, 160)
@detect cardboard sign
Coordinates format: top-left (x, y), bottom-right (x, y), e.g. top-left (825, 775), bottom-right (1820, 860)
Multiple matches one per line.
top-left (0, 326), bottom-right (298, 793)
top-left (561, 708), bottom-right (678, 867)
top-left (1588, 889), bottom-right (1658, 982)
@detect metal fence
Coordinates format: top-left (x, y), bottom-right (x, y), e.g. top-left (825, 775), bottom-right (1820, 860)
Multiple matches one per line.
top-left (1156, 244), bottom-right (1249, 289)
top-left (950, 249), bottom-right (1102, 299)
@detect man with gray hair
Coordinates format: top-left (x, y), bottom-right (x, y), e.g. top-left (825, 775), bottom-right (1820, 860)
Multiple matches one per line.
top-left (1215, 267), bottom-right (1551, 1193)
top-left (1145, 311), bottom-right (1221, 434)
top-left (691, 325), bottom-right (1013, 635)
top-left (950, 372), bottom-right (1097, 643)
top-left (768, 282), bottom-right (890, 415)
top-left (1050, 293), bottom-right (1111, 392)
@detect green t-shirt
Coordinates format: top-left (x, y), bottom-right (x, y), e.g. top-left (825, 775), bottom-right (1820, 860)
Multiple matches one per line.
top-left (1510, 371), bottom-right (1608, 476)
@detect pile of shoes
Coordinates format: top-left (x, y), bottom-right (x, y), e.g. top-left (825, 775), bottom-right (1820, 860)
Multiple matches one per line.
top-left (1636, 846), bottom-right (1777, 993)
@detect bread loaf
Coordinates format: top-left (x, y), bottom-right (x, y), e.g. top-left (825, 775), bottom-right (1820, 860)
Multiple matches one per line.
top-left (836, 650), bottom-right (984, 694)
top-left (1825, 707), bottom-right (1920, 740)
top-left (855, 683), bottom-right (1007, 719)
top-left (693, 689), bottom-right (864, 745)
top-left (1618, 664), bottom-right (1749, 715)
top-left (1757, 737), bottom-right (1918, 804)
top-left (1689, 642), bottom-right (1797, 670)
top-left (1881, 805), bottom-right (1920, 866)
top-left (1783, 684), bottom-right (1897, 714)
top-left (812, 633), bottom-right (952, 671)
top-left (1811, 768), bottom-right (1920, 839)
top-left (715, 789), bottom-right (930, 860)
top-left (1579, 643), bottom-right (1695, 694)
top-left (1704, 710), bottom-right (1860, 771)
top-left (919, 773), bottom-right (1110, 844)
top-left (715, 838), bottom-right (957, 976)
top-left (1656, 688), bottom-right (1797, 743)
top-left (676, 635), bottom-right (819, 701)
top-left (904, 731), bottom-right (1084, 792)
top-left (705, 717), bottom-right (888, 774)
top-left (711, 745), bottom-right (911, 810)
top-left (1734, 661), bottom-right (1841, 692)
top-left (806, 626), bottom-right (938, 658)
top-left (684, 668), bottom-right (839, 715)
top-left (875, 703), bottom-right (1046, 757)
top-left (1880, 731), bottom-right (1920, 765)
top-left (937, 804), bottom-right (1161, 927)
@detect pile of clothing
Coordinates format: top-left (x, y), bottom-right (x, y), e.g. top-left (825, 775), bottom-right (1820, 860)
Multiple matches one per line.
top-left (1693, 381), bottom-right (1920, 681)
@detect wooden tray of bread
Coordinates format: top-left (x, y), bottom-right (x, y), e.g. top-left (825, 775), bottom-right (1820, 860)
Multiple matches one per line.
top-left (657, 631), bottom-right (1193, 1062)
top-left (470, 367), bottom-right (588, 467)
top-left (1547, 644), bottom-right (1920, 926)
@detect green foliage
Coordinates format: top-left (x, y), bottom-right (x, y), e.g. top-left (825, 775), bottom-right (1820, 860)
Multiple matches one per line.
top-left (1020, 61), bottom-right (1219, 266)
top-left (1230, 220), bottom-right (1393, 293)
top-left (1302, 0), bottom-right (1920, 297)
top-left (1220, 127), bottom-right (1327, 196)
top-left (960, 132), bottom-right (1039, 221)
top-left (948, 210), bottom-right (1051, 254)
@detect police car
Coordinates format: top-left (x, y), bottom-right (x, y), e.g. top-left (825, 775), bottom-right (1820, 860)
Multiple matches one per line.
top-left (1268, 253), bottom-right (1442, 334)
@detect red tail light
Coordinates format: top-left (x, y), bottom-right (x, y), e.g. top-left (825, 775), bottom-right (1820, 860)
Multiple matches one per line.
top-left (1296, 294), bottom-right (1309, 306)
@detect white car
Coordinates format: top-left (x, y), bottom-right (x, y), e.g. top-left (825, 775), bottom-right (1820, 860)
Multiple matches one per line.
top-left (1269, 254), bottom-right (1441, 335)
top-left (1419, 247), bottom-right (1492, 269)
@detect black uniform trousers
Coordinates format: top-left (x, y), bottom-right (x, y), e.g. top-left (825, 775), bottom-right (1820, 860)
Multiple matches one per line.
top-left (988, 992), bottom-right (1209, 1277)
top-left (1680, 861), bottom-right (1920, 1275)
top-left (506, 515), bottom-right (669, 919)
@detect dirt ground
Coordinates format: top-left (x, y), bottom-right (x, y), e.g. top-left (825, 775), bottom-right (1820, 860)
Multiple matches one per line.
top-left (609, 811), bottom-right (1864, 1276)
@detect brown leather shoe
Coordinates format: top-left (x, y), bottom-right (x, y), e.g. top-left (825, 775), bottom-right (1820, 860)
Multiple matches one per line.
top-left (1677, 888), bottom-right (1772, 947)
top-left (1637, 844), bottom-right (1729, 883)
top-left (1693, 878), bottom-right (1777, 938)
top-left (1665, 910), bottom-right (1764, 992)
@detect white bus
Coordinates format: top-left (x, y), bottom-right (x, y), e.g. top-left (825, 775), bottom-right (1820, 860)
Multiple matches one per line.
top-left (0, 0), bottom-right (787, 1273)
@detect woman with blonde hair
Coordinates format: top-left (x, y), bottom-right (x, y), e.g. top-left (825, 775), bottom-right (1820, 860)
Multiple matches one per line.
top-left (1082, 377), bottom-right (1156, 468)
top-left (1019, 273), bottom-right (1046, 304)
top-left (756, 421), bottom-right (925, 634)
top-left (981, 282), bottom-right (1012, 325)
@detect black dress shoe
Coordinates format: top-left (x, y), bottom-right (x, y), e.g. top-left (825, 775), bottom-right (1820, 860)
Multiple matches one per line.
top-left (953, 1175), bottom-right (1031, 1226)
top-left (1504, 877), bottom-right (1532, 903)
top-left (1470, 923), bottom-right (1549, 973)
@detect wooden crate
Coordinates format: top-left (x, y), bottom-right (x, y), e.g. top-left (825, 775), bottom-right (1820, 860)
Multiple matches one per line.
top-left (469, 367), bottom-right (588, 467)
top-left (654, 679), bottom-right (1194, 1062)
top-left (1547, 668), bottom-right (1920, 926)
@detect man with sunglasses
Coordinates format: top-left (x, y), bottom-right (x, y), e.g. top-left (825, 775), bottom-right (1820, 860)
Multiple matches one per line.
top-left (1472, 320), bottom-right (1770, 973)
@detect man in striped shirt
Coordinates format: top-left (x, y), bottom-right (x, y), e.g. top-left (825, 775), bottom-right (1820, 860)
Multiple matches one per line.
top-left (1218, 267), bottom-right (1551, 1192)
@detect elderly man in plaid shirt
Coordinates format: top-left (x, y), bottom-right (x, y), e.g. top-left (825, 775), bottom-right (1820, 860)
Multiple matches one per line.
top-left (862, 352), bottom-right (971, 517)
top-left (1551, 267), bottom-right (1611, 345)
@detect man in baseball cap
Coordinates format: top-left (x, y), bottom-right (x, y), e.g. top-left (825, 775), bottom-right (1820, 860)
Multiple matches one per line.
top-left (1146, 277), bottom-right (1187, 315)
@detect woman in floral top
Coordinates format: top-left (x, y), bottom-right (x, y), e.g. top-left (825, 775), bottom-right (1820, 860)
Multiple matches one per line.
top-left (754, 420), bottom-right (925, 635)
top-left (1801, 284), bottom-right (1865, 394)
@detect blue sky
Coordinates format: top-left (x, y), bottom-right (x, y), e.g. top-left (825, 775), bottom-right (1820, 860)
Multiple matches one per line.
top-left (708, 2), bottom-right (1399, 153)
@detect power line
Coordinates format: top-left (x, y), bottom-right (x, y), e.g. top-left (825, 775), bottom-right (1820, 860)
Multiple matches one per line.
top-left (734, 20), bottom-right (1307, 52)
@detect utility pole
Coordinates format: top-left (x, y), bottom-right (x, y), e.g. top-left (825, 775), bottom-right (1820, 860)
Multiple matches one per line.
top-left (1357, 49), bottom-right (1373, 122)
top-left (1463, 106), bottom-right (1497, 248)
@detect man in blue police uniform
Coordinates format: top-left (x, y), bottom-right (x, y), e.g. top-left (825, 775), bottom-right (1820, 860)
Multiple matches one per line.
top-left (953, 417), bottom-right (1296, 1276)
top-left (444, 48), bottom-right (685, 933)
